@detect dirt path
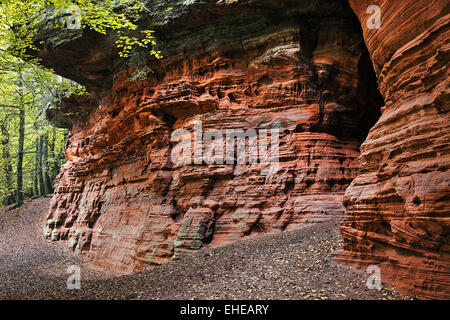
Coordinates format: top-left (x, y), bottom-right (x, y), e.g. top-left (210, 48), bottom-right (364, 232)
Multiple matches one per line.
top-left (0, 198), bottom-right (402, 300)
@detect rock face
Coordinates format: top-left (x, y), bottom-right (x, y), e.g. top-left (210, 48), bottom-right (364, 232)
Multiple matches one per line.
top-left (339, 0), bottom-right (450, 299)
top-left (37, 0), bottom-right (449, 299)
top-left (41, 0), bottom-right (380, 273)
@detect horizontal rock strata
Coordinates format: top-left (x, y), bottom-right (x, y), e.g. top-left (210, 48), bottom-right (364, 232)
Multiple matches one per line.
top-left (37, 0), bottom-right (449, 299)
top-left (339, 0), bottom-right (450, 299)
top-left (41, 0), bottom-right (381, 273)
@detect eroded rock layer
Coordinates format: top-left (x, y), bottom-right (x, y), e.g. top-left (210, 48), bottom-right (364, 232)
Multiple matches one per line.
top-left (42, 0), bottom-right (381, 273)
top-left (38, 0), bottom-right (449, 299)
top-left (339, 0), bottom-right (450, 299)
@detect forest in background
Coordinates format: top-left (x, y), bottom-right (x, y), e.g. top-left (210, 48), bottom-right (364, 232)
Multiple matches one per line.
top-left (0, 0), bottom-right (159, 207)
top-left (0, 60), bottom-right (70, 207)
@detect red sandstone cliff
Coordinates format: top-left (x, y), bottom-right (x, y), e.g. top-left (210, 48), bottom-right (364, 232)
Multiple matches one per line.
top-left (35, 0), bottom-right (449, 299)
top-left (339, 0), bottom-right (450, 299)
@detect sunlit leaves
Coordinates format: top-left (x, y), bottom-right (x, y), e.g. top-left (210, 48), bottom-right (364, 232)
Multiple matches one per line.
top-left (0, 0), bottom-right (161, 61)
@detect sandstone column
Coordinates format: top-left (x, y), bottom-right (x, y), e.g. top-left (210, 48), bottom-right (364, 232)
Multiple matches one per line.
top-left (341, 0), bottom-right (450, 299)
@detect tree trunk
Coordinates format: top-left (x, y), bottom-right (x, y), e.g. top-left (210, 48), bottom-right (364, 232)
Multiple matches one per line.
top-left (58, 129), bottom-right (69, 169)
top-left (33, 137), bottom-right (39, 197)
top-left (38, 135), bottom-right (45, 196)
top-left (49, 127), bottom-right (57, 181)
top-left (0, 119), bottom-right (14, 205)
top-left (42, 132), bottom-right (52, 194)
top-left (16, 105), bottom-right (25, 206)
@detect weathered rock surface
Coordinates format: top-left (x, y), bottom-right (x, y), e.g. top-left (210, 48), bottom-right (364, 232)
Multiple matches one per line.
top-left (41, 0), bottom-right (380, 273)
top-left (36, 0), bottom-right (449, 299)
top-left (338, 0), bottom-right (450, 299)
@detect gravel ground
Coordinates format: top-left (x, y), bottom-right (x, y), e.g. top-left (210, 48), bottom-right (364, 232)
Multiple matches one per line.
top-left (0, 198), bottom-right (403, 300)
top-left (0, 198), bottom-right (106, 299)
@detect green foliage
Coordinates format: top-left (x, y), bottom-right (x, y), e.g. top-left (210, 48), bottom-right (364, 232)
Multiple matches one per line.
top-left (0, 1), bottom-right (163, 207)
top-left (0, 65), bottom-right (70, 205)
top-left (129, 65), bottom-right (153, 82)
top-left (0, 0), bottom-right (162, 61)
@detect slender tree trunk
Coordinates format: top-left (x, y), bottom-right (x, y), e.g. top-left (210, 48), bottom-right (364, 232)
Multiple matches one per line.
top-left (38, 135), bottom-right (45, 196)
top-left (1, 119), bottom-right (14, 205)
top-left (42, 132), bottom-right (52, 194)
top-left (49, 127), bottom-right (56, 180)
top-left (16, 105), bottom-right (25, 206)
top-left (59, 129), bottom-right (69, 168)
top-left (33, 137), bottom-right (39, 197)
